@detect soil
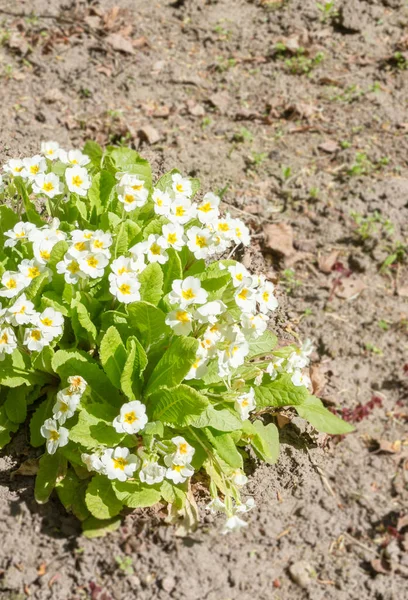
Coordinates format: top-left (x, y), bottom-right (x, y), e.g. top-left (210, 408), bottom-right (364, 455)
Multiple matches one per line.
top-left (0, 0), bottom-right (407, 599)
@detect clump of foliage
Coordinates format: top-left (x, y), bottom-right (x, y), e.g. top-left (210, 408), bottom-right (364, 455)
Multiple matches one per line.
top-left (0, 142), bottom-right (353, 536)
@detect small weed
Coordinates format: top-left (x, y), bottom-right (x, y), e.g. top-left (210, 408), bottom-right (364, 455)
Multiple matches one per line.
top-left (115, 556), bottom-right (134, 576)
top-left (350, 211), bottom-right (394, 241)
top-left (347, 153), bottom-right (390, 177)
top-left (378, 320), bottom-right (389, 331)
top-left (201, 117), bottom-right (212, 129)
top-left (280, 269), bottom-right (302, 294)
top-left (232, 127), bottom-right (253, 143)
top-left (79, 88), bottom-right (92, 99)
top-left (309, 187), bottom-right (319, 199)
top-left (281, 165), bottom-right (292, 181)
top-left (250, 151), bottom-right (268, 168)
top-left (392, 52), bottom-right (408, 71)
top-left (340, 140), bottom-right (351, 149)
top-left (380, 241), bottom-right (407, 273)
top-left (316, 1), bottom-right (339, 23)
top-left (365, 342), bottom-right (383, 355)
top-left (215, 56), bottom-right (236, 72)
top-left (213, 23), bottom-right (232, 40)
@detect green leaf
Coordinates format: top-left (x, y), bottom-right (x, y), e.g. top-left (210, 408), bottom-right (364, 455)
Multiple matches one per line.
top-left (162, 248), bottom-right (183, 295)
top-left (48, 240), bottom-right (68, 269)
top-left (30, 391), bottom-right (55, 447)
top-left (24, 271), bottom-right (49, 302)
top-left (52, 349), bottom-right (123, 407)
top-left (148, 384), bottom-right (208, 426)
top-left (108, 147), bottom-right (152, 189)
top-left (82, 515), bottom-right (121, 538)
top-left (245, 420), bottom-right (279, 464)
top-left (34, 452), bottom-right (67, 504)
top-left (83, 140), bottom-right (103, 168)
top-left (138, 262), bottom-right (163, 305)
top-left (0, 406), bottom-right (19, 448)
top-left (155, 168), bottom-right (179, 193)
top-left (69, 404), bottom-right (122, 449)
top-left (88, 170), bottom-right (116, 217)
top-left (72, 300), bottom-right (97, 343)
top-left (247, 330), bottom-right (278, 359)
top-left (160, 480), bottom-right (186, 509)
top-left (0, 350), bottom-right (52, 387)
top-left (14, 177), bottom-right (43, 226)
top-left (4, 386), bottom-right (27, 424)
top-left (191, 405), bottom-right (242, 432)
top-left (41, 291), bottom-right (70, 316)
top-left (142, 216), bottom-right (168, 239)
top-left (113, 219), bottom-right (141, 258)
top-left (254, 374), bottom-right (309, 408)
top-left (99, 326), bottom-right (127, 389)
top-left (145, 336), bottom-right (198, 396)
top-left (127, 302), bottom-right (170, 351)
top-left (204, 429), bottom-right (243, 468)
top-left (295, 396), bottom-right (355, 434)
top-left (85, 474), bottom-right (123, 519)
top-left (0, 205), bottom-right (19, 246)
top-left (56, 469), bottom-right (90, 521)
top-left (120, 336), bottom-right (148, 399)
top-left (112, 481), bottom-right (162, 508)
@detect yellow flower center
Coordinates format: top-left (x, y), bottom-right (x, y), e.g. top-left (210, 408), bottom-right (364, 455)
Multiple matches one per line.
top-left (14, 166), bottom-right (23, 172)
top-left (178, 443), bottom-right (188, 454)
top-left (241, 398), bottom-right (249, 408)
top-left (30, 165), bottom-right (40, 174)
top-left (16, 232), bottom-right (25, 238)
top-left (0, 332), bottom-right (9, 344)
top-left (113, 457), bottom-right (127, 470)
top-left (218, 222), bottom-right (229, 232)
top-left (172, 464), bottom-right (184, 473)
top-left (176, 183), bottom-right (184, 193)
top-left (6, 278), bottom-right (17, 289)
top-left (176, 310), bottom-right (190, 324)
top-left (84, 232), bottom-right (93, 239)
top-left (43, 181), bottom-right (55, 192)
top-left (195, 235), bottom-right (207, 248)
top-left (30, 330), bottom-right (42, 341)
top-left (118, 267), bottom-right (130, 275)
top-left (238, 288), bottom-right (248, 300)
top-left (28, 267), bottom-right (40, 279)
top-left (181, 288), bottom-right (195, 301)
top-left (124, 411), bottom-right (138, 424)
top-left (236, 228), bottom-right (242, 238)
top-left (93, 240), bottom-right (104, 249)
top-left (72, 175), bottom-right (83, 187)
top-left (175, 206), bottom-right (185, 217)
top-left (49, 430), bottom-right (59, 441)
top-left (150, 243), bottom-right (161, 256)
top-left (86, 256), bottom-right (98, 268)
top-left (124, 194), bottom-right (135, 204)
top-left (198, 202), bottom-right (212, 213)
top-left (17, 305), bottom-right (26, 314)
top-left (40, 250), bottom-right (51, 261)
top-left (59, 402), bottom-right (69, 413)
top-left (41, 317), bottom-right (53, 327)
top-left (118, 283), bottom-right (131, 295)
top-left (167, 233), bottom-right (177, 245)
top-left (74, 242), bottom-right (87, 252)
top-left (262, 292), bottom-right (269, 302)
top-left (156, 198), bottom-right (163, 206)
top-left (67, 261), bottom-right (80, 274)
top-left (70, 159), bottom-right (78, 164)
top-left (132, 184), bottom-right (143, 191)
top-left (236, 273), bottom-right (243, 282)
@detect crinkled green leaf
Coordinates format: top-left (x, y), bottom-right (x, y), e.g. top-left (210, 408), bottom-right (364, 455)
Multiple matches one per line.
top-left (244, 419), bottom-right (279, 465)
top-left (85, 474), bottom-right (123, 519)
top-left (148, 384), bottom-right (208, 425)
top-left (191, 405), bottom-right (242, 432)
top-left (162, 248), bottom-right (183, 295)
top-left (139, 262), bottom-right (163, 305)
top-left (100, 326), bottom-right (127, 389)
top-left (120, 336), bottom-right (147, 399)
top-left (112, 480), bottom-right (161, 508)
top-left (254, 373), bottom-right (309, 408)
top-left (56, 469), bottom-right (90, 521)
top-left (69, 404), bottom-right (122, 450)
top-left (35, 452), bottom-right (67, 504)
top-left (295, 396), bottom-right (355, 434)
top-left (247, 330), bottom-right (278, 359)
top-left (0, 406), bottom-right (19, 448)
top-left (145, 336), bottom-right (198, 396)
top-left (4, 386), bottom-right (27, 424)
top-left (82, 515), bottom-right (121, 538)
top-left (127, 301), bottom-right (170, 352)
top-left (204, 429), bottom-right (243, 469)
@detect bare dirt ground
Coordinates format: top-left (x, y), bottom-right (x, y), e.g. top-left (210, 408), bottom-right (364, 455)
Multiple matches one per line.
top-left (0, 0), bottom-right (407, 599)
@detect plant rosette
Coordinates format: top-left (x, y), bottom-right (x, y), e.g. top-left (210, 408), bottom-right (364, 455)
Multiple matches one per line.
top-left (0, 142), bottom-right (353, 537)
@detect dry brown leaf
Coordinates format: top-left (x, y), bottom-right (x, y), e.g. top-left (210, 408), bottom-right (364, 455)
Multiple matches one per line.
top-left (318, 140), bottom-right (339, 154)
top-left (103, 6), bottom-right (120, 30)
top-left (106, 33), bottom-right (135, 55)
top-left (138, 126), bottom-right (161, 145)
top-left (263, 222), bottom-right (295, 258)
top-left (43, 88), bottom-right (64, 104)
top-left (370, 558), bottom-right (390, 575)
top-left (96, 65), bottom-right (113, 78)
top-left (276, 414), bottom-right (291, 428)
top-left (37, 563), bottom-right (47, 577)
top-left (335, 277), bottom-right (365, 300)
top-left (133, 36), bottom-right (149, 49)
top-left (318, 250), bottom-right (339, 274)
top-left (310, 364), bottom-right (326, 396)
top-left (379, 439), bottom-right (401, 454)
top-left (11, 458), bottom-right (39, 478)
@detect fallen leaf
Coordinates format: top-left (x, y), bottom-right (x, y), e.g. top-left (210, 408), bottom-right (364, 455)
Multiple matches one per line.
top-left (263, 222), bottom-right (295, 258)
top-left (318, 140), bottom-right (339, 154)
top-left (208, 91), bottom-right (230, 114)
top-left (370, 558), bottom-right (390, 575)
top-left (106, 33), bottom-right (134, 55)
top-left (276, 414), bottom-right (291, 428)
top-left (11, 458), bottom-right (39, 478)
top-left (335, 277), bottom-right (366, 300)
top-left (397, 514), bottom-right (408, 531)
top-left (133, 36), bottom-right (149, 49)
top-left (37, 563), bottom-right (47, 577)
top-left (318, 250), bottom-right (339, 274)
top-left (96, 65), bottom-right (113, 78)
top-left (103, 6), bottom-right (120, 30)
top-left (138, 126), bottom-right (161, 145)
top-left (310, 364), bottom-right (326, 396)
top-left (379, 439), bottom-right (401, 454)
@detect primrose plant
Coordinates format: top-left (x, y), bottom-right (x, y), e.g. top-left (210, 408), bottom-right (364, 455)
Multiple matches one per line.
top-left (0, 142), bottom-right (353, 537)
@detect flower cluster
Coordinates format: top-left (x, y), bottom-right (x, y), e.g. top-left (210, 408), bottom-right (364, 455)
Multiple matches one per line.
top-left (0, 142), bottom-right (353, 537)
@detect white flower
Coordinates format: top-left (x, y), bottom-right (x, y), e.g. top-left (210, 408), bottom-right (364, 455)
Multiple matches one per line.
top-left (169, 436), bottom-right (195, 464)
top-left (0, 271), bottom-right (26, 298)
top-left (65, 165), bottom-right (91, 196)
top-left (58, 149), bottom-right (90, 166)
top-left (196, 192), bottom-right (220, 225)
top-left (286, 339), bottom-right (313, 372)
top-left (33, 239), bottom-right (57, 264)
top-left (79, 252), bottom-right (109, 278)
top-left (109, 274), bottom-right (141, 304)
top-left (41, 141), bottom-right (60, 160)
top-left (18, 259), bottom-right (48, 284)
top-left (53, 389), bottom-right (81, 424)
top-left (81, 452), bottom-right (105, 473)
top-left (118, 175), bottom-right (149, 211)
top-left (22, 155), bottom-right (47, 181)
top-left (235, 280), bottom-right (257, 313)
top-left (0, 327), bottom-right (18, 360)
top-left (221, 515), bottom-right (248, 534)
top-left (206, 497), bottom-right (227, 514)
top-left (110, 256), bottom-right (134, 277)
top-left (139, 459), bottom-right (166, 485)
top-left (32, 173), bottom-right (63, 198)
top-left (257, 281), bottom-right (278, 314)
top-left (169, 197), bottom-right (196, 225)
top-left (186, 226), bottom-right (212, 259)
top-left (34, 307), bottom-right (64, 338)
top-left (89, 230), bottom-right (112, 256)
top-left (265, 356), bottom-right (284, 380)
top-left (235, 388), bottom-right (256, 420)
top-left (165, 308), bottom-right (193, 335)
top-left (23, 327), bottom-right (53, 351)
top-left (168, 276), bottom-right (208, 308)
top-left (3, 158), bottom-right (25, 176)
top-left (101, 447), bottom-right (140, 482)
top-left (184, 351), bottom-right (208, 380)
top-left (240, 313), bottom-right (268, 339)
top-left (4, 222), bottom-right (37, 248)
top-left (71, 229), bottom-right (94, 244)
top-left (172, 173), bottom-right (192, 198)
top-left (28, 219), bottom-right (66, 244)
top-left (291, 369), bottom-right (311, 389)
top-left (195, 300), bottom-right (226, 325)
top-left (152, 188), bottom-right (172, 216)
top-left (5, 294), bottom-right (36, 326)
top-left (112, 400), bottom-right (148, 434)
top-left (40, 418), bottom-right (69, 454)
top-left (56, 253), bottom-right (85, 284)
top-left (231, 219), bottom-right (251, 246)
top-left (231, 469), bottom-right (248, 487)
top-left (228, 264), bottom-right (250, 288)
top-left (159, 223), bottom-right (185, 251)
top-left (164, 456), bottom-right (194, 484)
top-left (214, 216), bottom-right (235, 241)
top-left (67, 375), bottom-right (88, 395)
top-left (217, 327), bottom-right (249, 376)
top-left (145, 234), bottom-right (168, 264)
